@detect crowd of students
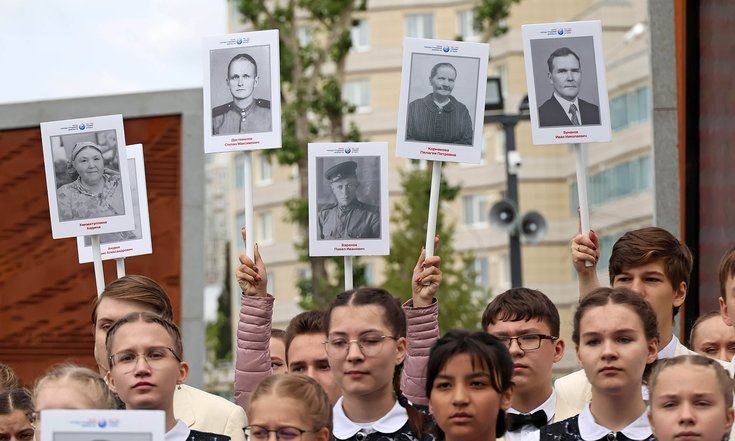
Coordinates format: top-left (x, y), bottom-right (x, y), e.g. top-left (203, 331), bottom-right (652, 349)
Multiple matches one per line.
top-left (2, 226), bottom-right (735, 441)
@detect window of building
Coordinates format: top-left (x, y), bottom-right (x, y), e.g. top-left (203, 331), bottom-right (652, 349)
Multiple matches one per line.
top-left (496, 64), bottom-right (508, 100)
top-left (471, 257), bottom-right (490, 296)
top-left (406, 14), bottom-right (435, 38)
top-left (494, 126), bottom-right (506, 163)
top-left (351, 19), bottom-right (370, 51)
top-left (463, 194), bottom-right (488, 226)
top-left (456, 10), bottom-right (479, 41)
top-left (258, 154), bottom-right (272, 185)
top-left (235, 153), bottom-right (245, 189)
top-left (296, 25), bottom-right (312, 47)
top-left (610, 86), bottom-right (650, 131)
top-left (569, 155), bottom-right (652, 210)
top-left (344, 79), bottom-right (371, 113)
top-left (256, 212), bottom-right (273, 244)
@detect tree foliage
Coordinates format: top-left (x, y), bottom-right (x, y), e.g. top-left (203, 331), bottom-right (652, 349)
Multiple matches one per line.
top-left (473, 0), bottom-right (522, 40)
top-left (206, 241), bottom-right (233, 361)
top-left (382, 168), bottom-right (490, 332)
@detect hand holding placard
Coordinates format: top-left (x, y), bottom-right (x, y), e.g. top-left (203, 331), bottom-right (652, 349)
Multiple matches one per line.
top-left (412, 237), bottom-right (442, 307)
top-left (236, 227), bottom-right (268, 297)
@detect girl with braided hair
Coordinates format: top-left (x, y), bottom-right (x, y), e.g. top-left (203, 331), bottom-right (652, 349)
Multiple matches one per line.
top-left (324, 288), bottom-right (436, 441)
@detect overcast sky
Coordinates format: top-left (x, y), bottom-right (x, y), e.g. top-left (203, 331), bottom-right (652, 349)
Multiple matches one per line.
top-left (0, 0), bottom-right (227, 104)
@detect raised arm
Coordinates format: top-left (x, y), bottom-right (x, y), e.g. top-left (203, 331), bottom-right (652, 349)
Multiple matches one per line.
top-left (234, 228), bottom-right (273, 409)
top-left (401, 239), bottom-right (441, 405)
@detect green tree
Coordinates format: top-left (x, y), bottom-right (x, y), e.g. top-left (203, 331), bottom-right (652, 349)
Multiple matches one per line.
top-left (382, 168), bottom-right (490, 331)
top-left (473, 0), bottom-right (522, 40)
top-left (236, 0), bottom-right (366, 309)
top-left (206, 241), bottom-right (233, 361)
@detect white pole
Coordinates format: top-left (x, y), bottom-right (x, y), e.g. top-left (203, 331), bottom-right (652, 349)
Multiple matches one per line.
top-left (91, 235), bottom-right (105, 295)
top-left (115, 258), bottom-right (126, 278)
top-left (243, 151), bottom-right (255, 260)
top-left (573, 143), bottom-right (592, 268)
top-left (424, 161), bottom-right (443, 257)
top-left (344, 256), bottom-right (353, 290)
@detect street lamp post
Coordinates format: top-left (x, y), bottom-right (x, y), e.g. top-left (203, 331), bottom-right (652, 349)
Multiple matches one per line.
top-left (484, 77), bottom-right (530, 288)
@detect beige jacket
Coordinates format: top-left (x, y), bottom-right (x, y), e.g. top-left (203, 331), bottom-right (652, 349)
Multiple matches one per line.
top-left (174, 384), bottom-right (247, 441)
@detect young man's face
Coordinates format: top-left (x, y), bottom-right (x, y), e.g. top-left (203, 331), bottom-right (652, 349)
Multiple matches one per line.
top-left (93, 297), bottom-right (157, 373)
top-left (612, 260), bottom-right (686, 341)
top-left (691, 315), bottom-right (735, 362)
top-left (287, 333), bottom-right (342, 405)
top-left (485, 318), bottom-right (563, 398)
top-left (719, 272), bottom-right (735, 340)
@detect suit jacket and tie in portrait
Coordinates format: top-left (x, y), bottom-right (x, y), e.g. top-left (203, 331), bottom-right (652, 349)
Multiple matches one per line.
top-left (537, 95), bottom-right (600, 128)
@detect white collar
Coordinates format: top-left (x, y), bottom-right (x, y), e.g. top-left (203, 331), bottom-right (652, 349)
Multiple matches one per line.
top-left (165, 419), bottom-right (190, 441)
top-left (578, 403), bottom-right (652, 440)
top-left (656, 334), bottom-right (678, 360)
top-left (507, 389), bottom-right (556, 423)
top-left (332, 397), bottom-right (408, 439)
top-left (553, 92), bottom-right (582, 124)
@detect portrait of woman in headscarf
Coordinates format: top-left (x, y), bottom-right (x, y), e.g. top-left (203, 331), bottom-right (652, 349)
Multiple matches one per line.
top-left (56, 141), bottom-right (130, 230)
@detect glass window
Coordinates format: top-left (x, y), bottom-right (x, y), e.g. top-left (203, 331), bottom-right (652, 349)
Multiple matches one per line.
top-left (406, 14), bottom-right (435, 38)
top-left (463, 195), bottom-right (488, 226)
top-left (235, 154), bottom-right (245, 189)
top-left (456, 10), bottom-right (479, 41)
top-left (351, 19), bottom-right (370, 51)
top-left (256, 212), bottom-right (273, 244)
top-left (610, 86), bottom-right (650, 131)
top-left (344, 79), bottom-right (371, 112)
top-left (258, 154), bottom-right (272, 184)
top-left (472, 257), bottom-right (489, 295)
top-left (569, 156), bottom-right (652, 211)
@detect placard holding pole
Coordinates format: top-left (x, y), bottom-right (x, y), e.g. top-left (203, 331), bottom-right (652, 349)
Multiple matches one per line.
top-left (116, 258), bottom-right (126, 277)
top-left (424, 161), bottom-right (442, 257)
top-left (243, 151), bottom-right (255, 259)
top-left (573, 143), bottom-right (593, 267)
top-left (90, 235), bottom-right (105, 295)
top-left (344, 256), bottom-right (353, 290)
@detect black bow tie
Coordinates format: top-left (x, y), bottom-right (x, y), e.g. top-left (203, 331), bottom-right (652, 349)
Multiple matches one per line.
top-left (507, 410), bottom-right (548, 431)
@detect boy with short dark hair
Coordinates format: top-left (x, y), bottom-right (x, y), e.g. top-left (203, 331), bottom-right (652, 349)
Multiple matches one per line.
top-left (482, 288), bottom-right (577, 440)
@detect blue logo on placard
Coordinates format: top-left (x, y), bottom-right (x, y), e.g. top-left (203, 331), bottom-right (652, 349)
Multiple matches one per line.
top-left (443, 46), bottom-right (450, 52)
top-left (557, 29), bottom-right (564, 35)
top-left (345, 148), bottom-right (351, 154)
top-left (79, 123), bottom-right (85, 130)
top-left (98, 419), bottom-right (107, 428)
top-left (237, 38), bottom-right (243, 44)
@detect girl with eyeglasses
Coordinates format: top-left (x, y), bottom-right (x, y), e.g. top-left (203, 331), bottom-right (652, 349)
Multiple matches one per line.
top-left (105, 312), bottom-right (230, 441)
top-left (246, 375), bottom-right (331, 441)
top-left (536, 288), bottom-right (659, 441)
top-left (0, 388), bottom-right (34, 441)
top-left (324, 287), bottom-right (436, 441)
top-left (648, 355), bottom-right (734, 441)
top-left (425, 330), bottom-right (514, 441)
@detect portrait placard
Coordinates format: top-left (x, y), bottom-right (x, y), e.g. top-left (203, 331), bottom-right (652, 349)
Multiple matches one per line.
top-left (396, 38), bottom-right (489, 164)
top-left (308, 142), bottom-right (389, 257)
top-left (41, 114), bottom-right (135, 239)
top-left (41, 409), bottom-right (165, 441)
top-left (76, 144), bottom-right (152, 262)
top-left (203, 29), bottom-right (282, 153)
top-left (521, 20), bottom-right (611, 144)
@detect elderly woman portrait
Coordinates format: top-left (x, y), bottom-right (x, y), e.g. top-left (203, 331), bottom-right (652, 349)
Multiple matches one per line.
top-left (56, 141), bottom-right (128, 223)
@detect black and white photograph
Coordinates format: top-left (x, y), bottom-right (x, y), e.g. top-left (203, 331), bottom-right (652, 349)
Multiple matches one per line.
top-left (41, 114), bottom-right (135, 239)
top-left (308, 142), bottom-right (390, 257)
top-left (77, 144), bottom-right (153, 263)
top-left (41, 409), bottom-right (164, 441)
top-left (396, 38), bottom-right (489, 164)
top-left (203, 30), bottom-right (282, 154)
top-left (522, 20), bottom-right (611, 144)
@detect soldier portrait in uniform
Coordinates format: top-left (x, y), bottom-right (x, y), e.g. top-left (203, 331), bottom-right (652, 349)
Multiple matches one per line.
top-left (212, 52), bottom-right (272, 136)
top-left (317, 159), bottom-right (381, 241)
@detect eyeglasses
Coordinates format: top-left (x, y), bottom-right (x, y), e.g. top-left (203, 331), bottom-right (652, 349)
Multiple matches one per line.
top-left (245, 425), bottom-right (313, 441)
top-left (323, 334), bottom-right (398, 359)
top-left (109, 346), bottom-right (181, 372)
top-left (495, 334), bottom-right (558, 351)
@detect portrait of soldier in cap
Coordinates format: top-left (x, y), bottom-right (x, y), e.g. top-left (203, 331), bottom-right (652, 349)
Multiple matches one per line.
top-left (317, 160), bottom-right (380, 240)
top-left (212, 52), bottom-right (272, 136)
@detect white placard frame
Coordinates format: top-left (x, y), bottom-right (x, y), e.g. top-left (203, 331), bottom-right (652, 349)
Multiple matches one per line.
top-left (308, 142), bottom-right (390, 257)
top-left (76, 144), bottom-right (152, 263)
top-left (521, 20), bottom-right (612, 145)
top-left (41, 409), bottom-right (165, 441)
top-left (41, 114), bottom-right (135, 239)
top-left (203, 30), bottom-right (282, 154)
top-left (396, 37), bottom-right (490, 164)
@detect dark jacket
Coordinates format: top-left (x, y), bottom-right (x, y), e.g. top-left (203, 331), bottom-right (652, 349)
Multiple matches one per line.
top-left (537, 95), bottom-right (600, 127)
top-left (406, 94), bottom-right (473, 145)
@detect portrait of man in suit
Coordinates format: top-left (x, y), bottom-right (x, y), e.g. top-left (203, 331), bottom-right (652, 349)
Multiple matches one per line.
top-left (537, 47), bottom-right (601, 127)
